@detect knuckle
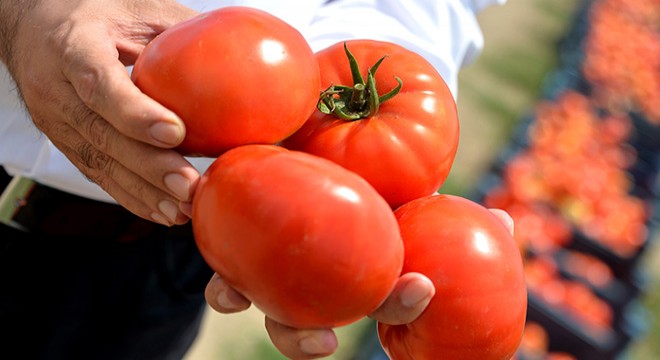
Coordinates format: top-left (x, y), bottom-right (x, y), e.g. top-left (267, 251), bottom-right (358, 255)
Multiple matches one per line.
top-left (63, 101), bottom-right (93, 127)
top-left (74, 67), bottom-right (104, 106)
top-left (76, 141), bottom-right (111, 172)
top-left (126, 181), bottom-right (151, 206)
top-left (84, 170), bottom-right (109, 191)
top-left (54, 23), bottom-right (106, 109)
top-left (46, 21), bottom-right (72, 56)
top-left (83, 114), bottom-right (111, 151)
top-left (65, 102), bottom-right (110, 151)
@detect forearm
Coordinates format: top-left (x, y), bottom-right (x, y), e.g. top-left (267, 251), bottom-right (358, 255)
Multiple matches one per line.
top-left (0, 1), bottom-right (37, 73)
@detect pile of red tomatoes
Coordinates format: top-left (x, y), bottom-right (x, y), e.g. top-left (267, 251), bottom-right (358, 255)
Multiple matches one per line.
top-left (477, 1), bottom-right (659, 359)
top-left (131, 6), bottom-right (528, 360)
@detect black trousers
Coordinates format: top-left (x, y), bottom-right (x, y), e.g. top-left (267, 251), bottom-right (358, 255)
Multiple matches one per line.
top-left (0, 168), bottom-right (214, 360)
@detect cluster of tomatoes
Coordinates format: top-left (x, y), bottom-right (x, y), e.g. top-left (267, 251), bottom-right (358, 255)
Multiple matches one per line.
top-left (582, 0), bottom-right (660, 124)
top-left (482, 90), bottom-right (648, 359)
top-left (131, 6), bottom-right (528, 360)
top-left (480, 0), bottom-right (659, 358)
top-left (485, 90), bottom-right (649, 257)
top-left (515, 321), bottom-right (577, 360)
top-left (525, 254), bottom-right (614, 331)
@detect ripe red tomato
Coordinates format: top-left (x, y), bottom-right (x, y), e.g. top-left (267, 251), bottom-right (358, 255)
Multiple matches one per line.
top-left (192, 144), bottom-right (403, 328)
top-left (282, 40), bottom-right (459, 209)
top-left (132, 7), bottom-right (320, 156)
top-left (378, 195), bottom-right (527, 360)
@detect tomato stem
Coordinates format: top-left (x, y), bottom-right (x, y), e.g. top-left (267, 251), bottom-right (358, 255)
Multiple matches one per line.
top-left (350, 83), bottom-right (366, 110)
top-left (317, 42), bottom-right (402, 121)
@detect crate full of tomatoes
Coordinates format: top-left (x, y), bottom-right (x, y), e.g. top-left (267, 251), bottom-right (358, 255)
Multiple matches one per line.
top-left (473, 0), bottom-right (659, 358)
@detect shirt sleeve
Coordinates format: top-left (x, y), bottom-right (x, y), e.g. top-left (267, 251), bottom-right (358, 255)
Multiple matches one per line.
top-left (0, 0), bottom-right (505, 201)
top-left (301, 0), bottom-right (505, 98)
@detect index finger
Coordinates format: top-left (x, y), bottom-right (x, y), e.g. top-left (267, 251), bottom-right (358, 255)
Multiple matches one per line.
top-left (60, 28), bottom-right (186, 148)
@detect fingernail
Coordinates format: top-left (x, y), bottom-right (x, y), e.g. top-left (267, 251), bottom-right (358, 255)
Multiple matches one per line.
top-left (299, 331), bottom-right (336, 355)
top-left (158, 200), bottom-right (179, 223)
top-left (150, 121), bottom-right (184, 146)
top-left (180, 201), bottom-right (193, 218)
top-left (401, 277), bottom-right (434, 308)
top-left (164, 172), bottom-right (192, 201)
top-left (214, 284), bottom-right (251, 312)
top-left (150, 212), bottom-right (171, 226)
top-left (216, 288), bottom-right (242, 310)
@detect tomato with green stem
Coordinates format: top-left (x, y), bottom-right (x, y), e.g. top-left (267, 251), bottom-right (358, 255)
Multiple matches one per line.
top-left (132, 7), bottom-right (320, 156)
top-left (283, 40), bottom-right (459, 209)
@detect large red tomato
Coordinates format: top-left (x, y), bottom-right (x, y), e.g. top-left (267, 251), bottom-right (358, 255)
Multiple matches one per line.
top-left (378, 195), bottom-right (527, 360)
top-left (132, 7), bottom-right (320, 156)
top-left (192, 144), bottom-right (404, 328)
top-left (282, 40), bottom-right (459, 209)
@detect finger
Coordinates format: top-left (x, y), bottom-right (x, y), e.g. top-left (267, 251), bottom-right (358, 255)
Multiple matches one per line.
top-left (114, 2), bottom-right (199, 63)
top-left (489, 208), bottom-right (514, 235)
top-left (369, 272), bottom-right (435, 325)
top-left (59, 23), bottom-right (186, 148)
top-left (26, 73), bottom-right (193, 223)
top-left (204, 273), bottom-right (251, 314)
top-left (179, 201), bottom-right (193, 219)
top-left (60, 97), bottom-right (198, 203)
top-left (49, 126), bottom-right (188, 226)
top-left (264, 317), bottom-right (338, 360)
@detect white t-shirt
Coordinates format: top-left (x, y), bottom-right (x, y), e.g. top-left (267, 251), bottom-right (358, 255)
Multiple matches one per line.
top-left (0, 0), bottom-right (505, 203)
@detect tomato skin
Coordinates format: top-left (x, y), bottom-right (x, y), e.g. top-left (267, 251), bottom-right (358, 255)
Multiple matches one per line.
top-left (132, 7), bottom-right (320, 156)
top-left (192, 144), bottom-right (404, 328)
top-left (282, 40), bottom-right (459, 209)
top-left (378, 195), bottom-right (527, 360)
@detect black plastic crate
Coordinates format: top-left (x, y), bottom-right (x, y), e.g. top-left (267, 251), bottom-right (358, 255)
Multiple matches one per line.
top-left (627, 156), bottom-right (660, 199)
top-left (565, 227), bottom-right (652, 287)
top-left (525, 293), bottom-right (631, 360)
top-left (553, 249), bottom-right (641, 313)
top-left (629, 113), bottom-right (660, 161)
top-left (556, 0), bottom-right (594, 72)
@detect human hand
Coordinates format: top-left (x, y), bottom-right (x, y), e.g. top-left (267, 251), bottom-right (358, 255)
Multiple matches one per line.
top-left (205, 272), bottom-right (434, 359)
top-left (1, 0), bottom-right (199, 225)
top-left (205, 209), bottom-right (514, 359)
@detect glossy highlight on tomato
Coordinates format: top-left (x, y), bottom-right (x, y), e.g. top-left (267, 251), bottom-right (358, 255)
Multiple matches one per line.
top-left (283, 40), bottom-right (459, 209)
top-left (378, 195), bottom-right (527, 360)
top-left (132, 7), bottom-right (320, 156)
top-left (192, 144), bottom-right (404, 328)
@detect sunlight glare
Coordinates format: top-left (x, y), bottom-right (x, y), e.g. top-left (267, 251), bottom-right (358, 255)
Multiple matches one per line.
top-left (260, 40), bottom-right (286, 64)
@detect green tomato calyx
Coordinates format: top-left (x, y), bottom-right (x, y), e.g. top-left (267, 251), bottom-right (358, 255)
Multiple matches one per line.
top-left (318, 42), bottom-right (402, 121)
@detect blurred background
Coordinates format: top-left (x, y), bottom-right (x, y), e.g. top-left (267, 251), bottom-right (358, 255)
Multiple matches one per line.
top-left (185, 0), bottom-right (660, 359)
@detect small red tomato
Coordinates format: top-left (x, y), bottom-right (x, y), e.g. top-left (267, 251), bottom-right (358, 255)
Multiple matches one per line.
top-left (192, 144), bottom-right (403, 328)
top-left (132, 7), bottom-right (320, 156)
top-left (378, 195), bottom-right (527, 360)
top-left (283, 40), bottom-right (459, 208)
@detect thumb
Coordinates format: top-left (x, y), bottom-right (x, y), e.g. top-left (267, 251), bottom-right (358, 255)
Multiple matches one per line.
top-left (115, 2), bottom-right (199, 64)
